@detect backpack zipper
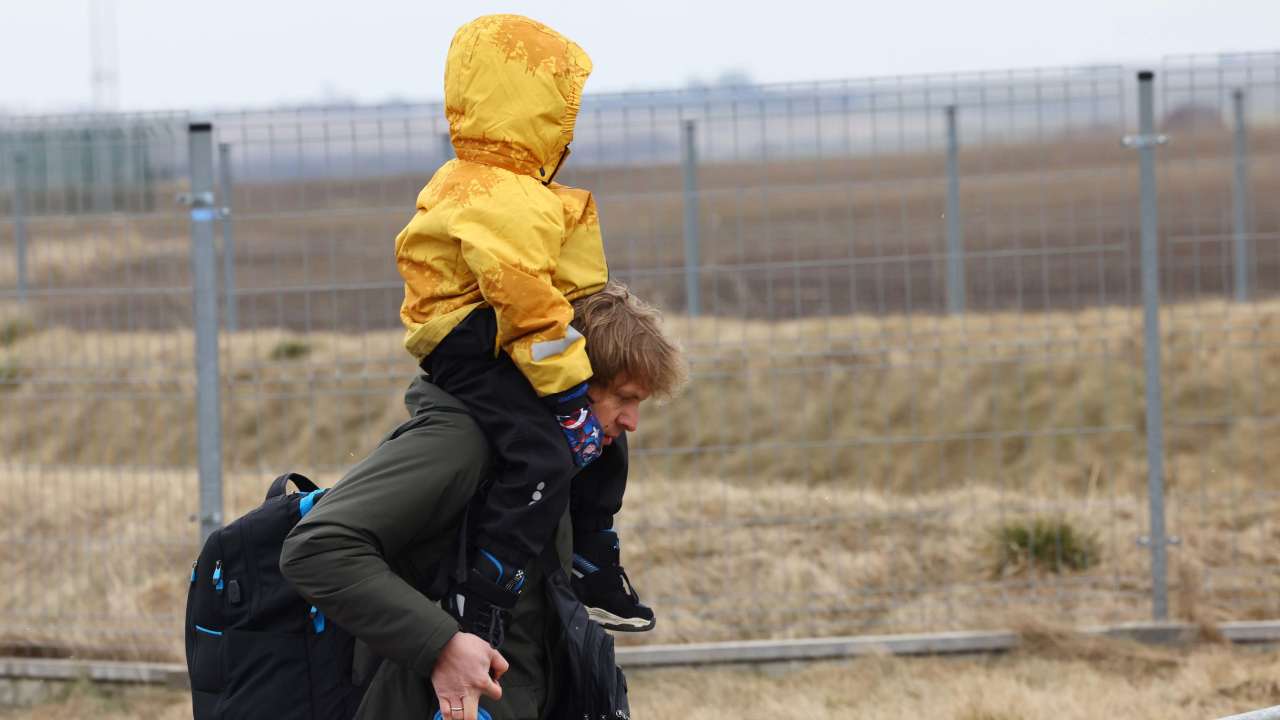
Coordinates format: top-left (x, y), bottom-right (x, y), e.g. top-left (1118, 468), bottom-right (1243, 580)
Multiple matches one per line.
top-left (189, 560), bottom-right (197, 583)
top-left (309, 605), bottom-right (325, 634)
top-left (211, 560), bottom-right (223, 593)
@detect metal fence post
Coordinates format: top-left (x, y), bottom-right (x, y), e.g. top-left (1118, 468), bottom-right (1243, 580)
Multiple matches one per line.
top-left (218, 142), bottom-right (238, 332)
top-left (1127, 70), bottom-right (1170, 621)
top-left (681, 119), bottom-right (701, 317)
top-left (1231, 89), bottom-right (1250, 303)
top-left (186, 122), bottom-right (224, 543)
top-left (945, 105), bottom-right (965, 314)
top-left (11, 152), bottom-right (29, 305)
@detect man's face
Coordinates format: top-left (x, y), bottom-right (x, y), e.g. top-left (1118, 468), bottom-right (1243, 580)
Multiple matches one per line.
top-left (588, 375), bottom-right (650, 446)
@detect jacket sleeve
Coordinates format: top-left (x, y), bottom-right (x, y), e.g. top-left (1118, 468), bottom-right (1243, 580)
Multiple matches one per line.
top-left (280, 409), bottom-right (489, 679)
top-left (453, 184), bottom-right (592, 397)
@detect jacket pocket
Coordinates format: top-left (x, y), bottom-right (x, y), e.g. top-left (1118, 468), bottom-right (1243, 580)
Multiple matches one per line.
top-left (219, 629), bottom-right (311, 720)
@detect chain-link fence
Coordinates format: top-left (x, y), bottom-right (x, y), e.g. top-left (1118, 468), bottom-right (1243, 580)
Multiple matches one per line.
top-left (1, 52), bottom-right (1278, 661)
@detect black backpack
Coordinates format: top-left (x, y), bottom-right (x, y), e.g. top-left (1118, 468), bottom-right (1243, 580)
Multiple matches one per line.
top-left (540, 551), bottom-right (631, 720)
top-left (184, 472), bottom-right (368, 720)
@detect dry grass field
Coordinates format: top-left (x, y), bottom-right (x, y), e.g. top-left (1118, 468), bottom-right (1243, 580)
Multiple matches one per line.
top-left (6, 630), bottom-right (1280, 719)
top-left (3, 296), bottom-right (1280, 662)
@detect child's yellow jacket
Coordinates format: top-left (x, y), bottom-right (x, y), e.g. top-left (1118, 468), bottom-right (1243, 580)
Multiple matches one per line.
top-left (396, 15), bottom-right (607, 397)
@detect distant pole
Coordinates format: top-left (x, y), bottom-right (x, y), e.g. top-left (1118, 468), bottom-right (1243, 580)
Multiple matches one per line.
top-left (186, 122), bottom-right (224, 543)
top-left (681, 119), bottom-right (701, 317)
top-left (1128, 70), bottom-right (1170, 622)
top-left (218, 142), bottom-right (238, 332)
top-left (88, 0), bottom-right (120, 112)
top-left (1231, 89), bottom-right (1251, 303)
top-left (12, 152), bottom-right (29, 305)
top-left (945, 105), bottom-right (965, 314)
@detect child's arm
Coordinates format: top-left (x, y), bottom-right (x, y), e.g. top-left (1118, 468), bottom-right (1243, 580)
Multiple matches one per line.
top-left (549, 183), bottom-right (608, 303)
top-left (453, 192), bottom-right (591, 398)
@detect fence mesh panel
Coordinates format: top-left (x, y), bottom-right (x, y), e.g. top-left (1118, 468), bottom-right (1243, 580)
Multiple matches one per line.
top-left (1, 54), bottom-right (1278, 660)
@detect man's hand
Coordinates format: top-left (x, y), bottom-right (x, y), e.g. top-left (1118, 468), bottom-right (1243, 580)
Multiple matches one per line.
top-left (432, 631), bottom-right (509, 720)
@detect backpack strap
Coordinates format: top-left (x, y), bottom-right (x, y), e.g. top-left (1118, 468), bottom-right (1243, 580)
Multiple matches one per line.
top-left (266, 472), bottom-right (319, 501)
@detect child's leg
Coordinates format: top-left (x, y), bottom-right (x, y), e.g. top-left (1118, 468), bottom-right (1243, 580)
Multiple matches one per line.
top-left (428, 308), bottom-right (575, 568)
top-left (426, 309), bottom-right (577, 642)
top-left (568, 433), bottom-right (655, 631)
top-left (569, 430), bottom-right (628, 534)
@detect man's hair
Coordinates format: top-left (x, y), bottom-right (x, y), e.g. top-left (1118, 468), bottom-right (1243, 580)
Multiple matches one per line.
top-left (571, 282), bottom-right (687, 400)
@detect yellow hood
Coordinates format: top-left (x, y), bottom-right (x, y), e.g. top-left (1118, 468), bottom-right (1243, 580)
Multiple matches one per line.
top-left (444, 14), bottom-right (593, 179)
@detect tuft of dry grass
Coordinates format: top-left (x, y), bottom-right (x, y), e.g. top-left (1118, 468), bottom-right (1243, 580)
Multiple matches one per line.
top-left (268, 338), bottom-right (312, 361)
top-left (989, 516), bottom-right (1100, 577)
top-left (1007, 615), bottom-right (1185, 679)
top-left (0, 316), bottom-right (35, 349)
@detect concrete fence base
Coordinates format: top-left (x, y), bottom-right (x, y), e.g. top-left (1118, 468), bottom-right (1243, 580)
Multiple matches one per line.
top-left (2, 620), bottom-right (1279, 692)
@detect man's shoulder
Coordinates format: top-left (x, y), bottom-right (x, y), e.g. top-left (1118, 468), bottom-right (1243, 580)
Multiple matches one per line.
top-left (380, 406), bottom-right (490, 472)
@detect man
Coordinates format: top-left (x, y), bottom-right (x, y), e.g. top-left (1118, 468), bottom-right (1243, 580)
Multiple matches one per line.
top-left (280, 283), bottom-right (685, 720)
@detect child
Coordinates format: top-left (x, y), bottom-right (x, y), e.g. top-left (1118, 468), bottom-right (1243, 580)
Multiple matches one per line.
top-left (395, 14), bottom-right (652, 645)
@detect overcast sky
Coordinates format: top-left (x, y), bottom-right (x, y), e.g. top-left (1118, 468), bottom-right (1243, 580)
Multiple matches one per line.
top-left (1, 0), bottom-right (1274, 113)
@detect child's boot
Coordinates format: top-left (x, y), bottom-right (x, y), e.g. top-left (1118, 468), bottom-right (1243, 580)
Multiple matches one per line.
top-left (571, 529), bottom-right (655, 632)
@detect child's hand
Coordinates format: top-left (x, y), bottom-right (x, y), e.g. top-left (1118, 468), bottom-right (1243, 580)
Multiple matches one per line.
top-left (548, 383), bottom-right (603, 468)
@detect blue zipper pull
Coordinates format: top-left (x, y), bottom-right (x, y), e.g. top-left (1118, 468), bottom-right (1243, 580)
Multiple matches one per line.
top-left (189, 561), bottom-right (197, 583)
top-left (309, 606), bottom-right (326, 634)
top-left (212, 560), bottom-right (224, 592)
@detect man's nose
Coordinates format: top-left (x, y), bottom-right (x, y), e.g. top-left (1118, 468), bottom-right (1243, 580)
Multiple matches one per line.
top-left (618, 409), bottom-right (638, 433)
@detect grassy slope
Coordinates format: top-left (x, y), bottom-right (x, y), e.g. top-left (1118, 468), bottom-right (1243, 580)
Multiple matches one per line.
top-left (3, 299), bottom-right (1280, 661)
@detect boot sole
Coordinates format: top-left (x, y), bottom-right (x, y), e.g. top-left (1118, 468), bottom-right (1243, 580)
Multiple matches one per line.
top-left (586, 606), bottom-right (656, 632)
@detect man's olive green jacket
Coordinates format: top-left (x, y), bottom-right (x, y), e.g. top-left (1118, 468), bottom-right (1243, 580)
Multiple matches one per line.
top-left (280, 374), bottom-right (570, 719)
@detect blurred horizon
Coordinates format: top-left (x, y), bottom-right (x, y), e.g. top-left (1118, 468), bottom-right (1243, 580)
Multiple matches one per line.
top-left (2, 0), bottom-right (1277, 115)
